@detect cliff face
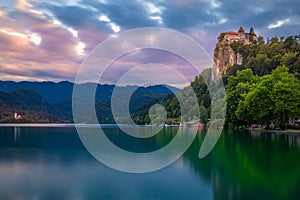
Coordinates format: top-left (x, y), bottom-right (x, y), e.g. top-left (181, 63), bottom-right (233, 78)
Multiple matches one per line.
top-left (214, 27), bottom-right (257, 74)
top-left (214, 43), bottom-right (243, 74)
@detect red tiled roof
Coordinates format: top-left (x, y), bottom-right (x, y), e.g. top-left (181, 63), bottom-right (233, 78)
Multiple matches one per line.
top-left (227, 31), bottom-right (238, 35)
top-left (238, 27), bottom-right (245, 32)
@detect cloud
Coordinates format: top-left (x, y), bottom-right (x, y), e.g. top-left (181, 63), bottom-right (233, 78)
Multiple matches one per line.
top-left (268, 18), bottom-right (291, 29)
top-left (83, 48), bottom-right (201, 87)
top-left (98, 14), bottom-right (121, 33)
top-left (0, 0), bottom-right (299, 83)
top-left (14, 0), bottom-right (32, 11)
top-left (99, 15), bottom-right (110, 22)
top-left (76, 42), bottom-right (85, 56)
top-left (0, 1), bottom-right (87, 82)
top-left (0, 7), bottom-right (8, 18)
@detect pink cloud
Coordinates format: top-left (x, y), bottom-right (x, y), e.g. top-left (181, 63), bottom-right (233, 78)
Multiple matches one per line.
top-left (96, 49), bottom-right (200, 87)
top-left (0, 2), bottom-right (110, 82)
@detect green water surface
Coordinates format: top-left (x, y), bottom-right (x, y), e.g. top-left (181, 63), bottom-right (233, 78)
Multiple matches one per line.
top-left (0, 126), bottom-right (299, 199)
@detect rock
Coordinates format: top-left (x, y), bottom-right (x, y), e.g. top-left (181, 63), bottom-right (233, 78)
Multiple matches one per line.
top-left (214, 44), bottom-right (238, 75)
top-left (213, 27), bottom-right (257, 74)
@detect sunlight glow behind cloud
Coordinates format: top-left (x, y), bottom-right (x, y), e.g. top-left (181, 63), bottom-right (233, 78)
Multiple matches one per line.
top-left (0, 28), bottom-right (41, 45)
top-left (268, 18), bottom-right (290, 29)
top-left (98, 15), bottom-right (120, 33)
top-left (76, 42), bottom-right (85, 56)
top-left (0, 0), bottom-right (298, 83)
top-left (111, 23), bottom-right (120, 33)
top-left (28, 32), bottom-right (42, 45)
top-left (52, 19), bottom-right (78, 37)
top-left (99, 15), bottom-right (110, 22)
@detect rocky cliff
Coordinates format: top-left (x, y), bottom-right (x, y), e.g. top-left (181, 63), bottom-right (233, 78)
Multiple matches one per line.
top-left (214, 43), bottom-right (243, 75)
top-left (214, 27), bottom-right (257, 74)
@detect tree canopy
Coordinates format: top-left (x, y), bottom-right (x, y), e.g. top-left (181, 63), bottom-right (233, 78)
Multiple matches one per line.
top-left (134, 34), bottom-right (300, 129)
top-left (230, 66), bottom-right (300, 128)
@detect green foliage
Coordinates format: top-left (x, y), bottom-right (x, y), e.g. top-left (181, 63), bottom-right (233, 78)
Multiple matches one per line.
top-left (134, 35), bottom-right (300, 127)
top-left (167, 118), bottom-right (174, 125)
top-left (269, 66), bottom-right (300, 127)
top-left (257, 36), bottom-right (265, 45)
top-left (218, 32), bottom-right (226, 42)
top-left (228, 66), bottom-right (300, 129)
top-left (223, 34), bottom-right (300, 129)
top-left (132, 69), bottom-right (214, 125)
top-left (0, 89), bottom-right (61, 123)
top-left (226, 69), bottom-right (258, 127)
top-left (223, 35), bottom-right (300, 78)
top-left (0, 85), bottom-right (174, 124)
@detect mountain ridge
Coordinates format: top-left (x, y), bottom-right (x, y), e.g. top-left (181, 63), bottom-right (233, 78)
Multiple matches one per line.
top-left (0, 80), bottom-right (180, 103)
top-left (0, 81), bottom-right (180, 123)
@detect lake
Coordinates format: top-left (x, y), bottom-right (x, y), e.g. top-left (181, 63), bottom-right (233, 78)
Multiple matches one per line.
top-left (0, 126), bottom-right (300, 199)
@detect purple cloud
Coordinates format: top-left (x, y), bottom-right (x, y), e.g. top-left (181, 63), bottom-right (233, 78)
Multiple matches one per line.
top-left (0, 0), bottom-right (299, 83)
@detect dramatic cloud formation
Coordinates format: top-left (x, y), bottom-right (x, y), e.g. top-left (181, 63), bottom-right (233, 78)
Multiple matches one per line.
top-left (0, 0), bottom-right (299, 86)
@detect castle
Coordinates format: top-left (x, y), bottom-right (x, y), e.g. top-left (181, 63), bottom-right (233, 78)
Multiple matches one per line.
top-left (214, 27), bottom-right (258, 75)
top-left (14, 112), bottom-right (22, 120)
top-left (223, 27), bottom-right (257, 44)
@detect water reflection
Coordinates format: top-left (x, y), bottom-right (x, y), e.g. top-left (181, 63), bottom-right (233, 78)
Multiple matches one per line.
top-left (1, 127), bottom-right (300, 199)
top-left (183, 129), bottom-right (300, 199)
top-left (14, 127), bottom-right (21, 143)
top-left (0, 126), bottom-right (212, 200)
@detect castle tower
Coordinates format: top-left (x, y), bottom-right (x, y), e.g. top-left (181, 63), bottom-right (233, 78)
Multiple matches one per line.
top-left (238, 27), bottom-right (245, 42)
top-left (14, 112), bottom-right (18, 119)
top-left (249, 27), bottom-right (255, 35)
top-left (215, 27), bottom-right (258, 74)
top-left (249, 27), bottom-right (257, 42)
top-left (238, 27), bottom-right (245, 34)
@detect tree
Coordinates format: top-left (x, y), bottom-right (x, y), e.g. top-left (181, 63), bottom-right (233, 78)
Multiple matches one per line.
top-left (144, 115), bottom-right (151, 124)
top-left (269, 39), bottom-right (285, 57)
top-left (257, 36), bottom-right (265, 45)
top-left (218, 32), bottom-right (226, 42)
top-left (199, 106), bottom-right (209, 123)
top-left (281, 52), bottom-right (298, 67)
top-left (226, 69), bottom-right (258, 127)
top-left (235, 66), bottom-right (300, 129)
top-left (284, 36), bottom-right (299, 52)
top-left (247, 53), bottom-right (272, 75)
top-left (236, 77), bottom-right (273, 128)
top-left (270, 66), bottom-right (300, 128)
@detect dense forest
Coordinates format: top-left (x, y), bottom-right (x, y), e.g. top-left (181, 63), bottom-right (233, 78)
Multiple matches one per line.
top-left (0, 84), bottom-right (177, 123)
top-left (225, 35), bottom-right (300, 128)
top-left (1, 35), bottom-right (299, 128)
top-left (0, 89), bottom-right (62, 123)
top-left (135, 35), bottom-right (300, 129)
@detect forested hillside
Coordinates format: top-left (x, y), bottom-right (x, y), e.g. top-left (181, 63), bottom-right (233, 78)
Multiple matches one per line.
top-left (135, 35), bottom-right (300, 129)
top-left (0, 89), bottom-right (61, 123)
top-left (225, 35), bottom-right (300, 128)
top-left (224, 35), bottom-right (300, 78)
top-left (0, 83), bottom-right (178, 123)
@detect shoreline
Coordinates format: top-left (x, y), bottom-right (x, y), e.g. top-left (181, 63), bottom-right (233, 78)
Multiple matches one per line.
top-left (0, 124), bottom-right (168, 128)
top-left (249, 128), bottom-right (300, 134)
top-left (0, 123), bottom-right (114, 128)
top-left (1, 124), bottom-right (300, 134)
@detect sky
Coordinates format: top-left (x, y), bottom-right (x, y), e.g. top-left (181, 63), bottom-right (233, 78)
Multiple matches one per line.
top-left (0, 0), bottom-right (299, 87)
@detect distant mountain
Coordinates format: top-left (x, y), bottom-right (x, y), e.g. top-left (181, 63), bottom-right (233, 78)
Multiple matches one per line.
top-left (0, 89), bottom-right (61, 123)
top-left (0, 81), bottom-right (180, 103)
top-left (0, 89), bottom-right (48, 110)
top-left (0, 81), bottom-right (180, 123)
top-left (0, 81), bottom-right (73, 103)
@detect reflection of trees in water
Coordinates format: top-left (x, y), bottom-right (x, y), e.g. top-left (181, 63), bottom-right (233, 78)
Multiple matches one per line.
top-left (183, 129), bottom-right (300, 199)
top-left (0, 127), bottom-right (91, 165)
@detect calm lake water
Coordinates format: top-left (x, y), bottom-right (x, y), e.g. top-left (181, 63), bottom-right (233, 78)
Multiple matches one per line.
top-left (1, 126), bottom-right (300, 200)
